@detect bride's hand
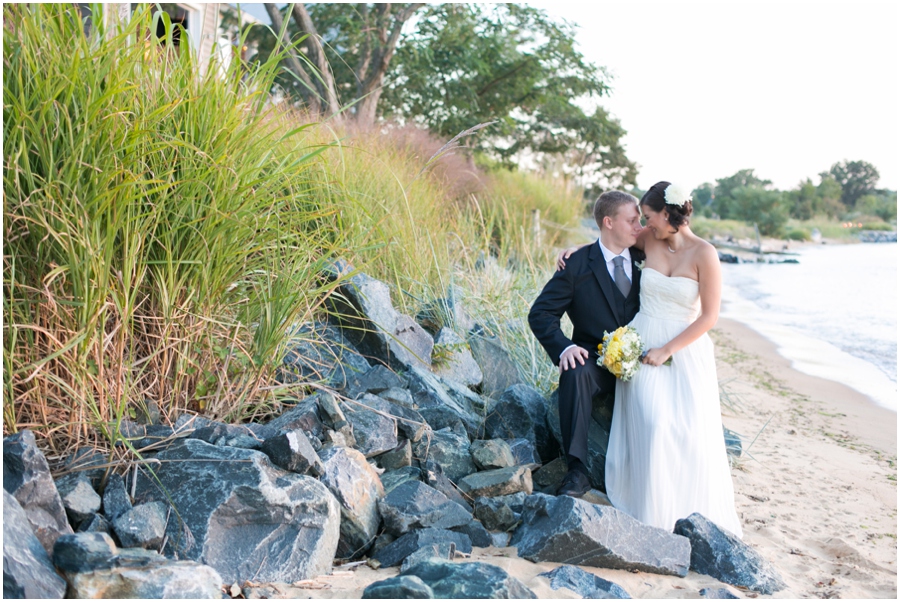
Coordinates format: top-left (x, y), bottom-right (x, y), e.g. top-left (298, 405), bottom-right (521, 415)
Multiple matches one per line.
top-left (556, 246), bottom-right (581, 271)
top-left (642, 347), bottom-right (672, 367)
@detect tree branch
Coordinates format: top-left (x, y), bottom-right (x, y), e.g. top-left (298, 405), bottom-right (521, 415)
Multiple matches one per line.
top-left (264, 2), bottom-right (320, 114)
top-left (290, 3), bottom-right (341, 117)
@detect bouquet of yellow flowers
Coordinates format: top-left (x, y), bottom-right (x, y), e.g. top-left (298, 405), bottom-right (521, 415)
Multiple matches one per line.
top-left (597, 326), bottom-right (670, 381)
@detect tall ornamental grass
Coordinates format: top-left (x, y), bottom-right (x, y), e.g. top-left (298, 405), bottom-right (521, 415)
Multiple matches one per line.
top-left (3, 4), bottom-right (338, 453)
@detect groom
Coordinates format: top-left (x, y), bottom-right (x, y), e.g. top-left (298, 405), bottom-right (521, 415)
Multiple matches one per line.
top-left (528, 190), bottom-right (644, 497)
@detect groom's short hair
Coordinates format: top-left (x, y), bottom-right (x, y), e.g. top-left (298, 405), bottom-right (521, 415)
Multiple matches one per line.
top-left (593, 191), bottom-right (639, 227)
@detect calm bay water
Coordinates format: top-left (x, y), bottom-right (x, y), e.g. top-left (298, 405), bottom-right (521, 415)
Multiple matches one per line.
top-left (720, 242), bottom-right (897, 411)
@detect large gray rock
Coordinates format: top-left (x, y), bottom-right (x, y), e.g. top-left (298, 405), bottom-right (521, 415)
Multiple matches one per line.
top-left (547, 393), bottom-right (611, 490)
top-left (66, 556), bottom-right (222, 599)
top-left (700, 587), bottom-right (739, 599)
top-left (431, 328), bottom-right (483, 387)
top-left (325, 260), bottom-right (433, 371)
top-left (539, 565), bottom-right (631, 599)
top-left (723, 427), bottom-right (742, 458)
top-left (133, 438), bottom-right (339, 583)
top-left (400, 559), bottom-right (536, 599)
top-left (264, 397), bottom-right (325, 441)
top-left (344, 397), bottom-right (399, 458)
top-left (416, 288), bottom-right (475, 335)
top-left (422, 460), bottom-right (472, 512)
top-left (468, 332), bottom-right (522, 398)
top-left (78, 513), bottom-right (113, 536)
top-left (356, 394), bottom-right (426, 443)
top-left (451, 520), bottom-right (492, 548)
top-left (111, 502), bottom-right (168, 549)
top-left (318, 446), bottom-right (385, 559)
top-left (482, 384), bottom-right (556, 463)
top-left (511, 494), bottom-right (691, 576)
top-left (261, 429), bottom-right (325, 476)
top-left (119, 420), bottom-right (178, 451)
top-left (458, 466), bottom-right (533, 499)
top-left (3, 490), bottom-right (67, 599)
top-left (531, 457), bottom-right (568, 494)
top-left (470, 439), bottom-right (516, 470)
top-left (3, 430), bottom-right (73, 554)
top-left (52, 532), bottom-right (118, 573)
top-left (400, 542), bottom-right (457, 572)
top-left (56, 475), bottom-right (102, 526)
top-left (373, 528), bottom-right (472, 568)
top-left (61, 448), bottom-right (107, 489)
top-left (279, 321), bottom-right (371, 390)
top-left (406, 367), bottom-right (480, 437)
top-left (473, 493), bottom-right (527, 532)
top-left (101, 474), bottom-right (132, 521)
top-left (378, 481), bottom-right (472, 536)
top-left (379, 466), bottom-right (422, 494)
top-left (674, 513), bottom-right (785, 594)
top-left (363, 575), bottom-right (435, 599)
top-left (376, 440), bottom-right (412, 471)
top-left (345, 365), bottom-right (409, 399)
top-left (506, 438), bottom-right (541, 466)
top-left (413, 428), bottom-right (475, 483)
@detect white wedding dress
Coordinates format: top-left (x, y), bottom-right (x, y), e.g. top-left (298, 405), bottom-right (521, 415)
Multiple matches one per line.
top-left (605, 267), bottom-right (743, 538)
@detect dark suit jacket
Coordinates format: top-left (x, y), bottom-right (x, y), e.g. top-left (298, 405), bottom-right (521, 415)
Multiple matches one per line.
top-left (528, 241), bottom-right (644, 375)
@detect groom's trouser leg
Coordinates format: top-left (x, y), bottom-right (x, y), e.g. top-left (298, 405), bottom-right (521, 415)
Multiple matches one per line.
top-left (557, 361), bottom-right (603, 467)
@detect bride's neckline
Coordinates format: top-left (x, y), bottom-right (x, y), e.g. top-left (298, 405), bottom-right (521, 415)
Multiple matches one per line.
top-left (643, 266), bottom-right (699, 284)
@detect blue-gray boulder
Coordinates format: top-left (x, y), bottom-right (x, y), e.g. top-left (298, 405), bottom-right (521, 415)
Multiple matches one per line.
top-left (511, 494), bottom-right (691, 576)
top-left (431, 328), bottom-right (483, 388)
top-left (700, 587), bottom-right (740, 599)
top-left (318, 446), bottom-right (384, 559)
top-left (101, 473), bottom-right (131, 521)
top-left (345, 364), bottom-right (409, 399)
top-left (377, 481), bottom-right (471, 536)
top-left (3, 490), bottom-right (67, 599)
top-left (52, 532), bottom-right (118, 573)
top-left (674, 512), bottom-right (785, 594)
top-left (379, 466), bottom-right (422, 494)
top-left (539, 564), bottom-right (631, 599)
top-left (279, 321), bottom-right (371, 390)
top-left (372, 528), bottom-right (472, 568)
top-left (482, 384), bottom-right (555, 463)
top-left (413, 427), bottom-right (475, 483)
top-left (344, 396), bottom-right (399, 458)
top-left (261, 429), bottom-right (325, 476)
top-left (3, 430), bottom-right (73, 554)
top-left (406, 367), bottom-right (480, 437)
top-left (400, 559), bottom-right (536, 599)
top-left (467, 331), bottom-right (522, 398)
top-left (133, 438), bottom-right (339, 583)
top-left (363, 575), bottom-right (435, 599)
top-left (470, 439), bottom-right (516, 470)
top-left (111, 501), bottom-right (167, 549)
top-left (56, 475), bottom-right (102, 526)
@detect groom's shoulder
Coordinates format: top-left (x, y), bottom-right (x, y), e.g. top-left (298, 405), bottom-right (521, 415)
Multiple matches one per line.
top-left (557, 241), bottom-right (595, 275)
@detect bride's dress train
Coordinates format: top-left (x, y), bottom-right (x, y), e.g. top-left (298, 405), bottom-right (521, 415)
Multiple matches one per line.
top-left (605, 267), bottom-right (743, 538)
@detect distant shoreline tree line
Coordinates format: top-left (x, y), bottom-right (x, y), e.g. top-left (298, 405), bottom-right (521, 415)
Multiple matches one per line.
top-left (687, 160), bottom-right (896, 236)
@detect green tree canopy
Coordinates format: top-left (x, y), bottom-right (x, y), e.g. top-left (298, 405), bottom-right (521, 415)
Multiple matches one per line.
top-left (825, 159), bottom-right (880, 207)
top-left (381, 3), bottom-right (636, 187)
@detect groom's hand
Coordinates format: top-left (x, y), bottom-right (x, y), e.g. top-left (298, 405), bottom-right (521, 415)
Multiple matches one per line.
top-left (559, 346), bottom-right (590, 373)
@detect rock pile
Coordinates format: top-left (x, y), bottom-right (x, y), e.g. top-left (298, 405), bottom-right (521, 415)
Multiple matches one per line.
top-left (4, 260), bottom-right (766, 599)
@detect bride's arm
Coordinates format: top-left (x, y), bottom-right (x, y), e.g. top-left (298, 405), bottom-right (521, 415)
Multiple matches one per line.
top-left (642, 244), bottom-right (722, 366)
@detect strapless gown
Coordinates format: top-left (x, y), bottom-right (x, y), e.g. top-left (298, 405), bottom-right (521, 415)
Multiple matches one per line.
top-left (605, 267), bottom-right (743, 538)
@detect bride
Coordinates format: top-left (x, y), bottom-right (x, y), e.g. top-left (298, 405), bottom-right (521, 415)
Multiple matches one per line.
top-left (558, 181), bottom-right (743, 538)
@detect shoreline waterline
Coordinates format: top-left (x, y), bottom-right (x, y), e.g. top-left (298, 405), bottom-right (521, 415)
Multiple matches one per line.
top-left (718, 243), bottom-right (897, 412)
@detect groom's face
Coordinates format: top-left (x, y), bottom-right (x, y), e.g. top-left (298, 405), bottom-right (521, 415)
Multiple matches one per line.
top-left (606, 202), bottom-right (642, 249)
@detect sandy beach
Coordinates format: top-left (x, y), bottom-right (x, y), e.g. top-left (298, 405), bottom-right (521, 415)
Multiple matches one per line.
top-left (242, 317), bottom-right (897, 600)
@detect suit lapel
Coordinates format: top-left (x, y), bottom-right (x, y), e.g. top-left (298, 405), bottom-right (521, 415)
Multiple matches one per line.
top-left (589, 242), bottom-right (621, 324)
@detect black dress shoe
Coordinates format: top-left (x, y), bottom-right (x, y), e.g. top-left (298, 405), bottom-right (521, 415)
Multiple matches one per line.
top-left (556, 469), bottom-right (591, 498)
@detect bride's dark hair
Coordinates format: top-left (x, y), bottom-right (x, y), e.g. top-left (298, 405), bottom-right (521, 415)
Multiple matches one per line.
top-left (640, 181), bottom-right (693, 231)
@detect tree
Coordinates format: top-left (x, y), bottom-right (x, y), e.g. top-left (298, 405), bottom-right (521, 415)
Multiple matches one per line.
top-left (730, 187), bottom-right (789, 236)
top-left (691, 182), bottom-right (715, 217)
top-left (379, 4), bottom-right (636, 187)
top-left (787, 178), bottom-right (819, 221)
top-left (815, 175), bottom-right (845, 218)
top-left (826, 160), bottom-right (880, 207)
top-left (711, 169), bottom-right (772, 219)
top-left (251, 4), bottom-right (424, 122)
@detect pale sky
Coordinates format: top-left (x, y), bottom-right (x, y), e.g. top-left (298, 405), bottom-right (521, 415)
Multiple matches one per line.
top-left (526, 0), bottom-right (899, 191)
top-left (239, 1), bottom-right (898, 192)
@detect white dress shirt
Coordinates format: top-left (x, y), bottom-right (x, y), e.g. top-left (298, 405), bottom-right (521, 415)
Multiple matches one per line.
top-left (559, 239), bottom-right (633, 359)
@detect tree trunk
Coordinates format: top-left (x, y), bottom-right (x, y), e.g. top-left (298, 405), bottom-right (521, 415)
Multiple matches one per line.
top-left (264, 3), bottom-right (320, 115)
top-left (354, 3), bottom-right (424, 126)
top-left (290, 3), bottom-right (341, 118)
